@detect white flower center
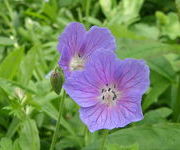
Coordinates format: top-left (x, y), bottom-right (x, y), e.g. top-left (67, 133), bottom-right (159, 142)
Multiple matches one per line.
top-left (100, 84), bottom-right (121, 106)
top-left (69, 55), bottom-right (85, 71)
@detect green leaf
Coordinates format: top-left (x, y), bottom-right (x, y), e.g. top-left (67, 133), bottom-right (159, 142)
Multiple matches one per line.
top-left (84, 17), bottom-right (102, 26)
top-left (13, 139), bottom-right (21, 150)
top-left (116, 38), bottom-right (179, 60)
top-left (19, 46), bottom-right (37, 85)
top-left (116, 39), bottom-right (178, 81)
top-left (107, 143), bottom-right (139, 150)
top-left (137, 107), bottom-right (172, 125)
top-left (148, 56), bottom-right (176, 82)
top-left (0, 86), bottom-right (9, 103)
top-left (18, 119), bottom-right (40, 150)
top-left (0, 137), bottom-right (13, 150)
top-left (156, 12), bottom-right (180, 40)
top-left (0, 78), bottom-right (37, 95)
top-left (6, 118), bottom-right (20, 138)
top-left (176, 0), bottom-right (180, 17)
top-left (171, 76), bottom-right (180, 121)
top-left (0, 48), bottom-right (24, 79)
top-left (131, 23), bottom-right (159, 40)
top-left (108, 0), bottom-right (144, 25)
top-left (143, 71), bottom-right (170, 110)
top-left (108, 123), bottom-right (180, 150)
top-left (99, 0), bottom-right (112, 17)
top-left (41, 102), bottom-right (76, 136)
top-left (108, 25), bottom-right (143, 39)
top-left (0, 36), bottom-right (15, 46)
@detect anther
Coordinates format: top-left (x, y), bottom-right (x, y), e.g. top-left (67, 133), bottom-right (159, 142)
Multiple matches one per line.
top-left (102, 89), bottom-right (104, 93)
top-left (111, 91), bottom-right (115, 94)
top-left (108, 88), bottom-right (111, 91)
top-left (102, 96), bottom-right (105, 100)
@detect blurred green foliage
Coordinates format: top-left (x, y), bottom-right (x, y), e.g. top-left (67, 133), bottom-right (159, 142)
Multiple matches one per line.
top-left (0, 0), bottom-right (180, 150)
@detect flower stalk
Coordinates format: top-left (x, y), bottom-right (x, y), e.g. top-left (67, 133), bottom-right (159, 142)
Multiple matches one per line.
top-left (100, 130), bottom-right (109, 150)
top-left (50, 89), bottom-right (66, 150)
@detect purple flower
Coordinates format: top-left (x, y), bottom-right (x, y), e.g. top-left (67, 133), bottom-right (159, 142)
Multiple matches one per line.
top-left (57, 22), bottom-right (116, 77)
top-left (63, 50), bottom-right (150, 132)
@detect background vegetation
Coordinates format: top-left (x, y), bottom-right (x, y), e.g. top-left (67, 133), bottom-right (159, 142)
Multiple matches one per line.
top-left (0, 0), bottom-right (180, 150)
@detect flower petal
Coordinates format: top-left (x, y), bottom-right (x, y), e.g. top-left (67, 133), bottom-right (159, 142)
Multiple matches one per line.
top-left (85, 49), bottom-right (118, 85)
top-left (57, 22), bottom-right (86, 54)
top-left (79, 104), bottom-right (113, 132)
top-left (63, 70), bottom-right (100, 107)
top-left (58, 47), bottom-right (71, 77)
top-left (117, 99), bottom-right (143, 122)
top-left (79, 100), bottom-right (143, 132)
top-left (114, 59), bottom-right (150, 95)
top-left (80, 26), bottom-right (116, 57)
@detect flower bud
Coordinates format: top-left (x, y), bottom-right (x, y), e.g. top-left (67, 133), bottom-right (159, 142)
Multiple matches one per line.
top-left (50, 68), bottom-right (64, 95)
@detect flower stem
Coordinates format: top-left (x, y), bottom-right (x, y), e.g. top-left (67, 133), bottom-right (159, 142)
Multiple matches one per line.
top-left (100, 130), bottom-right (109, 150)
top-left (84, 126), bottom-right (89, 146)
top-left (50, 89), bottom-right (66, 150)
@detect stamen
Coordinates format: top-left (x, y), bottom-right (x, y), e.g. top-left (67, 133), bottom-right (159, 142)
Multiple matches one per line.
top-left (111, 91), bottom-right (115, 94)
top-left (99, 84), bottom-right (121, 106)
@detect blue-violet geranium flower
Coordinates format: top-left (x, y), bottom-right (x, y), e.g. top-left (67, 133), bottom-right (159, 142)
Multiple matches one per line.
top-left (63, 49), bottom-right (150, 132)
top-left (57, 22), bottom-right (116, 77)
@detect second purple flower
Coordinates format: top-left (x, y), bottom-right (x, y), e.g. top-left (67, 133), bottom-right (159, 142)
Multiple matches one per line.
top-left (57, 22), bottom-right (116, 77)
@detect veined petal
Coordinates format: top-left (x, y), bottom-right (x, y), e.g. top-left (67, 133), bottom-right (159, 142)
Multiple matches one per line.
top-left (79, 100), bottom-right (143, 132)
top-left (63, 71), bottom-right (100, 107)
top-left (81, 26), bottom-right (116, 57)
top-left (79, 104), bottom-right (114, 132)
top-left (85, 49), bottom-right (118, 85)
top-left (57, 22), bottom-right (86, 54)
top-left (114, 59), bottom-right (150, 95)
